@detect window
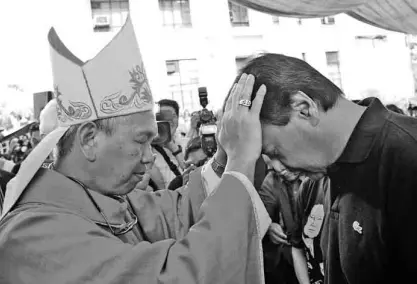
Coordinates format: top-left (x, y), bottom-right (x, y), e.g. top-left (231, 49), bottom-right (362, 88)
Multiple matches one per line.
top-left (159, 0), bottom-right (192, 28)
top-left (165, 59), bottom-right (200, 113)
top-left (326, 51), bottom-right (343, 89)
top-left (272, 16), bottom-right (280, 25)
top-left (229, 1), bottom-right (249, 27)
top-left (90, 0), bottom-right (129, 32)
top-left (321, 16), bottom-right (335, 25)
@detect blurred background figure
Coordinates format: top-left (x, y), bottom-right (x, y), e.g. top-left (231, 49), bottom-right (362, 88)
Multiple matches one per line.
top-left (151, 99), bottom-right (186, 190)
top-left (168, 136), bottom-right (208, 190)
top-left (184, 136), bottom-right (208, 167)
top-left (9, 135), bottom-right (32, 165)
top-left (186, 111), bottom-right (201, 139)
top-left (29, 123), bottom-right (40, 148)
top-left (386, 104), bottom-right (405, 115)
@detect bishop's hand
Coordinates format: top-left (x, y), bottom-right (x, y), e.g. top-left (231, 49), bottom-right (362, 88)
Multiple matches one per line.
top-left (218, 73), bottom-right (266, 182)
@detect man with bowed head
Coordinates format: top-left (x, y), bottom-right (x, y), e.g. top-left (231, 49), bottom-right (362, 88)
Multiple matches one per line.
top-left (237, 53), bottom-right (417, 284)
top-left (0, 17), bottom-right (272, 283)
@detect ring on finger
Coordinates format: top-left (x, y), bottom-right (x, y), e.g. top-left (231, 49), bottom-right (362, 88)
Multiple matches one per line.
top-left (238, 99), bottom-right (252, 107)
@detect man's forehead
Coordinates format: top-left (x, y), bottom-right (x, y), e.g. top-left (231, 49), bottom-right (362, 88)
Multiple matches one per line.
top-left (160, 105), bottom-right (176, 113)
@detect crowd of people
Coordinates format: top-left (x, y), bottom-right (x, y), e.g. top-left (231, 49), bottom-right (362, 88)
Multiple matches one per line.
top-left (0, 16), bottom-right (416, 284)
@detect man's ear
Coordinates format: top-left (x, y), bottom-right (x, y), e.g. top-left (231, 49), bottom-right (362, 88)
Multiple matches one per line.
top-left (76, 122), bottom-right (99, 162)
top-left (290, 91), bottom-right (319, 126)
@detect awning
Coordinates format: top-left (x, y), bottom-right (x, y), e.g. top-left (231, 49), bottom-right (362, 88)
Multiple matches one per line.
top-left (232, 0), bottom-right (417, 34)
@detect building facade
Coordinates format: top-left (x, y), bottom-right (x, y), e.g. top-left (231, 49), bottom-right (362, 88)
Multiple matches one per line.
top-left (5, 0), bottom-right (415, 115)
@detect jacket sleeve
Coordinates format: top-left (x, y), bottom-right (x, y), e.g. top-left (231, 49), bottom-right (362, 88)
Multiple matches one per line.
top-left (0, 173), bottom-right (265, 284)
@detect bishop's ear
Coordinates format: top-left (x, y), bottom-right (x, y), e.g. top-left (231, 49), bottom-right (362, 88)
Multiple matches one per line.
top-left (77, 122), bottom-right (100, 161)
top-left (290, 91), bottom-right (320, 126)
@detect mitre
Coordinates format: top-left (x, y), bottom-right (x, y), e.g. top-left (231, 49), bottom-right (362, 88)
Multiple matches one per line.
top-left (1, 15), bottom-right (154, 219)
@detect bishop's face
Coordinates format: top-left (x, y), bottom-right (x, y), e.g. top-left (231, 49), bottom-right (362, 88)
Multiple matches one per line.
top-left (92, 111), bottom-right (157, 196)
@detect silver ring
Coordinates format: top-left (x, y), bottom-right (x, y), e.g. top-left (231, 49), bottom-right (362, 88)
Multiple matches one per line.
top-left (238, 99), bottom-right (251, 107)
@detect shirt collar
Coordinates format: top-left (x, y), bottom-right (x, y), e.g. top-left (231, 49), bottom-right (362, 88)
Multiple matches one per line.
top-left (334, 97), bottom-right (389, 164)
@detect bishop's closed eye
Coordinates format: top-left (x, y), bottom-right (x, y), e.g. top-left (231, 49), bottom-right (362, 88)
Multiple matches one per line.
top-left (136, 131), bottom-right (155, 144)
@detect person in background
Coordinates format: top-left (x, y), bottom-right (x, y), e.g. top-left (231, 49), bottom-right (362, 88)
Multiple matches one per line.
top-left (408, 103), bottom-right (417, 117)
top-left (259, 158), bottom-right (301, 284)
top-left (292, 177), bottom-right (330, 284)
top-left (385, 104), bottom-right (405, 115)
top-left (9, 135), bottom-right (32, 170)
top-left (29, 123), bottom-right (41, 148)
top-left (184, 136), bottom-right (208, 167)
top-left (0, 127), bottom-right (4, 142)
top-left (186, 111), bottom-right (201, 139)
top-left (159, 99), bottom-right (189, 150)
top-left (150, 99), bottom-right (186, 189)
top-left (0, 156), bottom-right (15, 173)
top-left (167, 136), bottom-right (208, 190)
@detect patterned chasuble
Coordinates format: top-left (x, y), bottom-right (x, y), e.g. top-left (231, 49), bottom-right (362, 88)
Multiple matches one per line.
top-left (0, 168), bottom-right (265, 283)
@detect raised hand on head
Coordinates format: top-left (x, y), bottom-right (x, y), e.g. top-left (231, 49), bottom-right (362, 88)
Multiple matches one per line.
top-left (218, 73), bottom-right (267, 181)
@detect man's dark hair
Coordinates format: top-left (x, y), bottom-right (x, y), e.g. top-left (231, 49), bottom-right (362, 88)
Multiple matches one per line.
top-left (158, 99), bottom-right (179, 117)
top-left (386, 104), bottom-right (405, 115)
top-left (227, 53), bottom-right (343, 125)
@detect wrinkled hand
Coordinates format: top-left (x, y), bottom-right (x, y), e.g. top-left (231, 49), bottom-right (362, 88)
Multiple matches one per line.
top-left (269, 222), bottom-right (290, 245)
top-left (218, 74), bottom-right (266, 178)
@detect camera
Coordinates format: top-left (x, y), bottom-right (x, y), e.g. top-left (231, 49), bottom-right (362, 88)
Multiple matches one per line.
top-left (196, 87), bottom-right (217, 157)
top-left (152, 109), bottom-right (172, 146)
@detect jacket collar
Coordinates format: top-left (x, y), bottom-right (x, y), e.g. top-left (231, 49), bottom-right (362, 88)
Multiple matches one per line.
top-left (19, 168), bottom-right (129, 226)
top-left (335, 97), bottom-right (389, 164)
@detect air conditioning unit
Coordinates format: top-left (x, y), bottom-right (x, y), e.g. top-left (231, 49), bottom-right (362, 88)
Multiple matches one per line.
top-left (93, 15), bottom-right (110, 28)
top-left (321, 16), bottom-right (335, 25)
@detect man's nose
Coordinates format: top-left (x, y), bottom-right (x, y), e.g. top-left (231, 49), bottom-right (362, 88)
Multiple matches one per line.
top-left (141, 144), bottom-right (155, 165)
